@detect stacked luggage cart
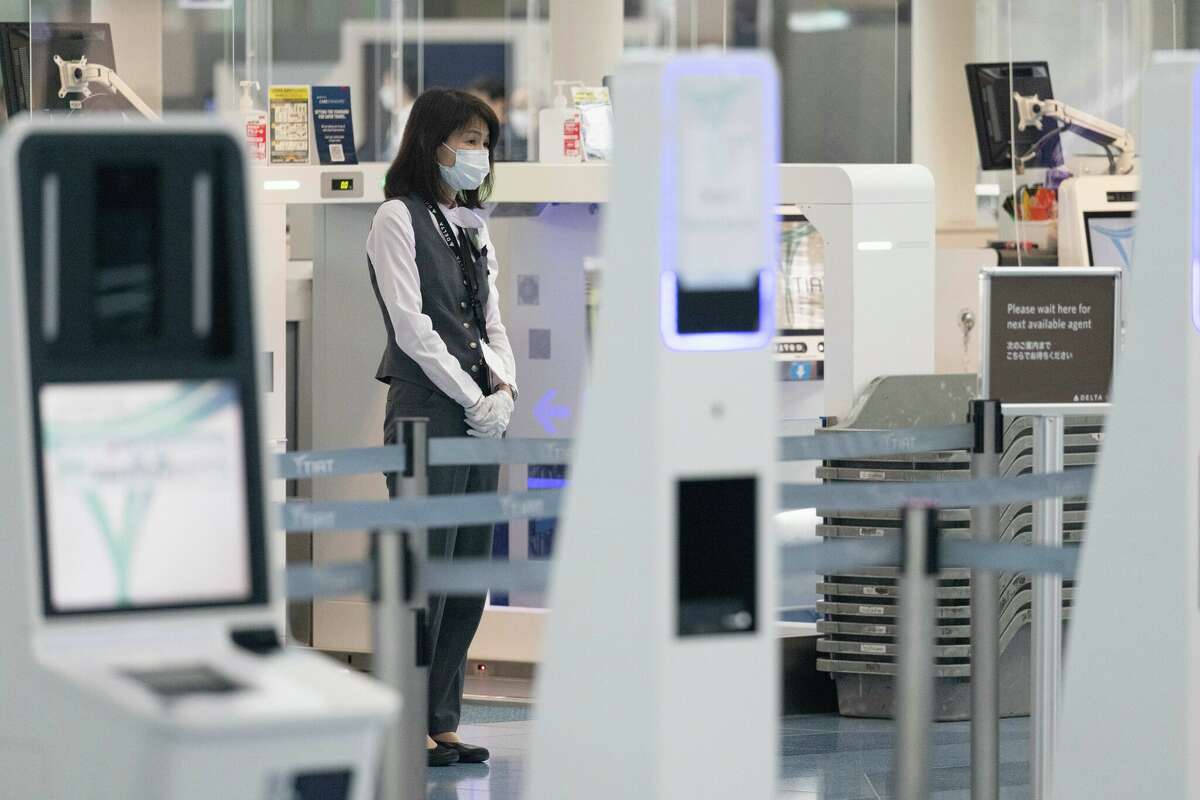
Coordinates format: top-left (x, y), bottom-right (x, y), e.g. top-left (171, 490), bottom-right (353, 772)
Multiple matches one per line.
top-left (813, 376), bottom-right (1103, 720)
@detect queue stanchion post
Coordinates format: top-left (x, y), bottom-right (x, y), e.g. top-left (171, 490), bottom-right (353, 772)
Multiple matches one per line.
top-left (969, 399), bottom-right (1003, 800)
top-left (1031, 415), bottom-right (1065, 800)
top-left (895, 506), bottom-right (939, 800)
top-left (375, 418), bottom-right (430, 800)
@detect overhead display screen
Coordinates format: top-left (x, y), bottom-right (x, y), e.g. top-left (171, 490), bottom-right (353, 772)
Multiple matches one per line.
top-left (39, 380), bottom-right (252, 614)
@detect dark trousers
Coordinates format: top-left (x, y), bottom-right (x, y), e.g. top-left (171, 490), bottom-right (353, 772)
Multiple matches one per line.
top-left (384, 380), bottom-right (498, 735)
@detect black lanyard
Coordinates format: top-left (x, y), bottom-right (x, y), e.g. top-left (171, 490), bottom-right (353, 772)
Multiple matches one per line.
top-left (425, 201), bottom-right (490, 344)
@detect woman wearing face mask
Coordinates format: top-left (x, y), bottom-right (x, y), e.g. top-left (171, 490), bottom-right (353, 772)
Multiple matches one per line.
top-left (366, 88), bottom-right (518, 767)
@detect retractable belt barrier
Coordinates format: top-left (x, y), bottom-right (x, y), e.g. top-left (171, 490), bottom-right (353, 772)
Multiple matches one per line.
top-left (271, 437), bottom-right (574, 480)
top-left (280, 490), bottom-right (563, 531)
top-left (281, 404), bottom-right (1083, 800)
top-left (276, 468), bottom-right (1092, 531)
top-left (286, 560), bottom-right (377, 600)
top-left (778, 423), bottom-right (974, 461)
top-left (274, 445), bottom-right (409, 480)
top-left (278, 422), bottom-right (1088, 597)
top-left (283, 537), bottom-right (1082, 602)
top-left (271, 423), bottom-right (976, 479)
top-left (780, 467), bottom-right (1094, 514)
top-left (430, 437), bottom-right (572, 466)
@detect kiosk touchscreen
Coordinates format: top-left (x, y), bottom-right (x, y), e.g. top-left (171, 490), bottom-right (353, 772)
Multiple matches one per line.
top-left (1083, 210), bottom-right (1135, 268)
top-left (0, 121), bottom-right (395, 800)
top-left (39, 380), bottom-right (252, 613)
top-left (1057, 173), bottom-right (1138, 267)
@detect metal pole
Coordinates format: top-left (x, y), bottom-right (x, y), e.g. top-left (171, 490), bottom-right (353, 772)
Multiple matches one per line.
top-left (376, 418), bottom-right (429, 800)
top-left (895, 506), bottom-right (939, 800)
top-left (970, 400), bottom-right (1003, 800)
top-left (1031, 414), bottom-right (1064, 800)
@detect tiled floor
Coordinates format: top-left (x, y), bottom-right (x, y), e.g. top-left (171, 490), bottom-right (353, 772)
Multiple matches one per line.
top-left (428, 704), bottom-right (1034, 799)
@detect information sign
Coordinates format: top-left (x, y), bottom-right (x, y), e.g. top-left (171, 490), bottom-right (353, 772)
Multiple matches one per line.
top-left (980, 268), bottom-right (1121, 407)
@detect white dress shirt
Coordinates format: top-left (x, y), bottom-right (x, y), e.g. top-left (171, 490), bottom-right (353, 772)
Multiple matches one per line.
top-left (366, 199), bottom-right (519, 409)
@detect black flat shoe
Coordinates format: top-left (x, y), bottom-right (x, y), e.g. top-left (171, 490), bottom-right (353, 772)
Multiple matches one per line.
top-left (427, 742), bottom-right (461, 767)
top-left (434, 740), bottom-right (490, 764)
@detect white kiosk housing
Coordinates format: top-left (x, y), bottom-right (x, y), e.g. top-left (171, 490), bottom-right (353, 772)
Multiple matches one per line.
top-left (0, 120), bottom-right (395, 800)
top-left (527, 52), bottom-right (780, 800)
top-left (1054, 56), bottom-right (1200, 798)
top-left (1057, 173), bottom-right (1139, 268)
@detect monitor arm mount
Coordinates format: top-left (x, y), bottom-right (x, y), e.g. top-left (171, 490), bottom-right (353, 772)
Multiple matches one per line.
top-left (54, 54), bottom-right (160, 121)
top-left (1012, 92), bottom-right (1135, 175)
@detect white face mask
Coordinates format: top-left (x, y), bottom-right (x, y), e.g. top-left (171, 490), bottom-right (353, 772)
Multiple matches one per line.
top-left (439, 143), bottom-right (490, 192)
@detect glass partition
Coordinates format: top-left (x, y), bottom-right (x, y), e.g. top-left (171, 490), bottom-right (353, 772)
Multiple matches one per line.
top-left (768, 0), bottom-right (907, 164)
top-left (4, 2), bottom-right (676, 164)
top-left (304, 0), bottom-right (547, 164)
top-left (650, 0), bottom-right (741, 52)
top-left (974, 0), bottom-right (1181, 265)
top-left (9, 0), bottom-right (246, 121)
top-left (7, 2), bottom-right (554, 162)
top-left (491, 1), bottom-right (542, 163)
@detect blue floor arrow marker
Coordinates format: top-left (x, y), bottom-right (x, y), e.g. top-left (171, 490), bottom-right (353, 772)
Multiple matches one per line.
top-left (533, 389), bottom-right (571, 435)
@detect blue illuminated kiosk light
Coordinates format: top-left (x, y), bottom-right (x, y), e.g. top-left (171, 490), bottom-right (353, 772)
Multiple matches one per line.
top-left (658, 56), bottom-right (779, 353)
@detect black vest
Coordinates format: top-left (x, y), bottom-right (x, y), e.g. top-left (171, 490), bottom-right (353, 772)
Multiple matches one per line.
top-left (368, 194), bottom-right (491, 396)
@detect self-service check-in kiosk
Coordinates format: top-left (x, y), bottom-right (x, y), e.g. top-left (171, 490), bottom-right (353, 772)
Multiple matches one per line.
top-left (1053, 56), bottom-right (1200, 799)
top-left (0, 121), bottom-right (395, 800)
top-left (527, 52), bottom-right (779, 800)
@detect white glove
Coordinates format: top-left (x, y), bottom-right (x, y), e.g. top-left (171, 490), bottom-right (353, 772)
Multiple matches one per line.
top-left (465, 390), bottom-right (514, 438)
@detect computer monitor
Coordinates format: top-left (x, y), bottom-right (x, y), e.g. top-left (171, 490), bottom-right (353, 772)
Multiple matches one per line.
top-left (0, 21), bottom-right (133, 117)
top-left (1084, 210), bottom-right (1135, 268)
top-left (965, 61), bottom-right (1062, 171)
top-left (38, 380), bottom-right (254, 615)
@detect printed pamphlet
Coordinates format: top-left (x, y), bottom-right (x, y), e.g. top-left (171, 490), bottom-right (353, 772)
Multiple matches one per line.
top-left (311, 86), bottom-right (358, 165)
top-left (269, 85), bottom-right (311, 165)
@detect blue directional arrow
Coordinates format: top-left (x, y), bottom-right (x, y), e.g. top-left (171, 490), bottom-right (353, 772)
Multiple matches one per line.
top-left (533, 389), bottom-right (571, 435)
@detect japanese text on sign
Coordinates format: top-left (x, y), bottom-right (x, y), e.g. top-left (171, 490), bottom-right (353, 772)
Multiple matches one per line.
top-left (985, 273), bottom-right (1118, 406)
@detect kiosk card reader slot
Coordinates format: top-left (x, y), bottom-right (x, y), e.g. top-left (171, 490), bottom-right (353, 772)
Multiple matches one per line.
top-left (677, 477), bottom-right (758, 637)
top-left (123, 664), bottom-right (245, 699)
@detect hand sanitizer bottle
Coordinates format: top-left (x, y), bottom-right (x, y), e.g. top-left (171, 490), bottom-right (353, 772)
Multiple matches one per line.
top-left (538, 81), bottom-right (583, 164)
top-left (238, 80), bottom-right (269, 163)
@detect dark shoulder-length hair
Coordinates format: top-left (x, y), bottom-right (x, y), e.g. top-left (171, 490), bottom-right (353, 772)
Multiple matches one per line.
top-left (384, 88), bottom-right (500, 209)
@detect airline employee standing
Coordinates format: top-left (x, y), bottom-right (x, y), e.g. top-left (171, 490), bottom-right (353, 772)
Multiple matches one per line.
top-left (366, 88), bottom-right (518, 767)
